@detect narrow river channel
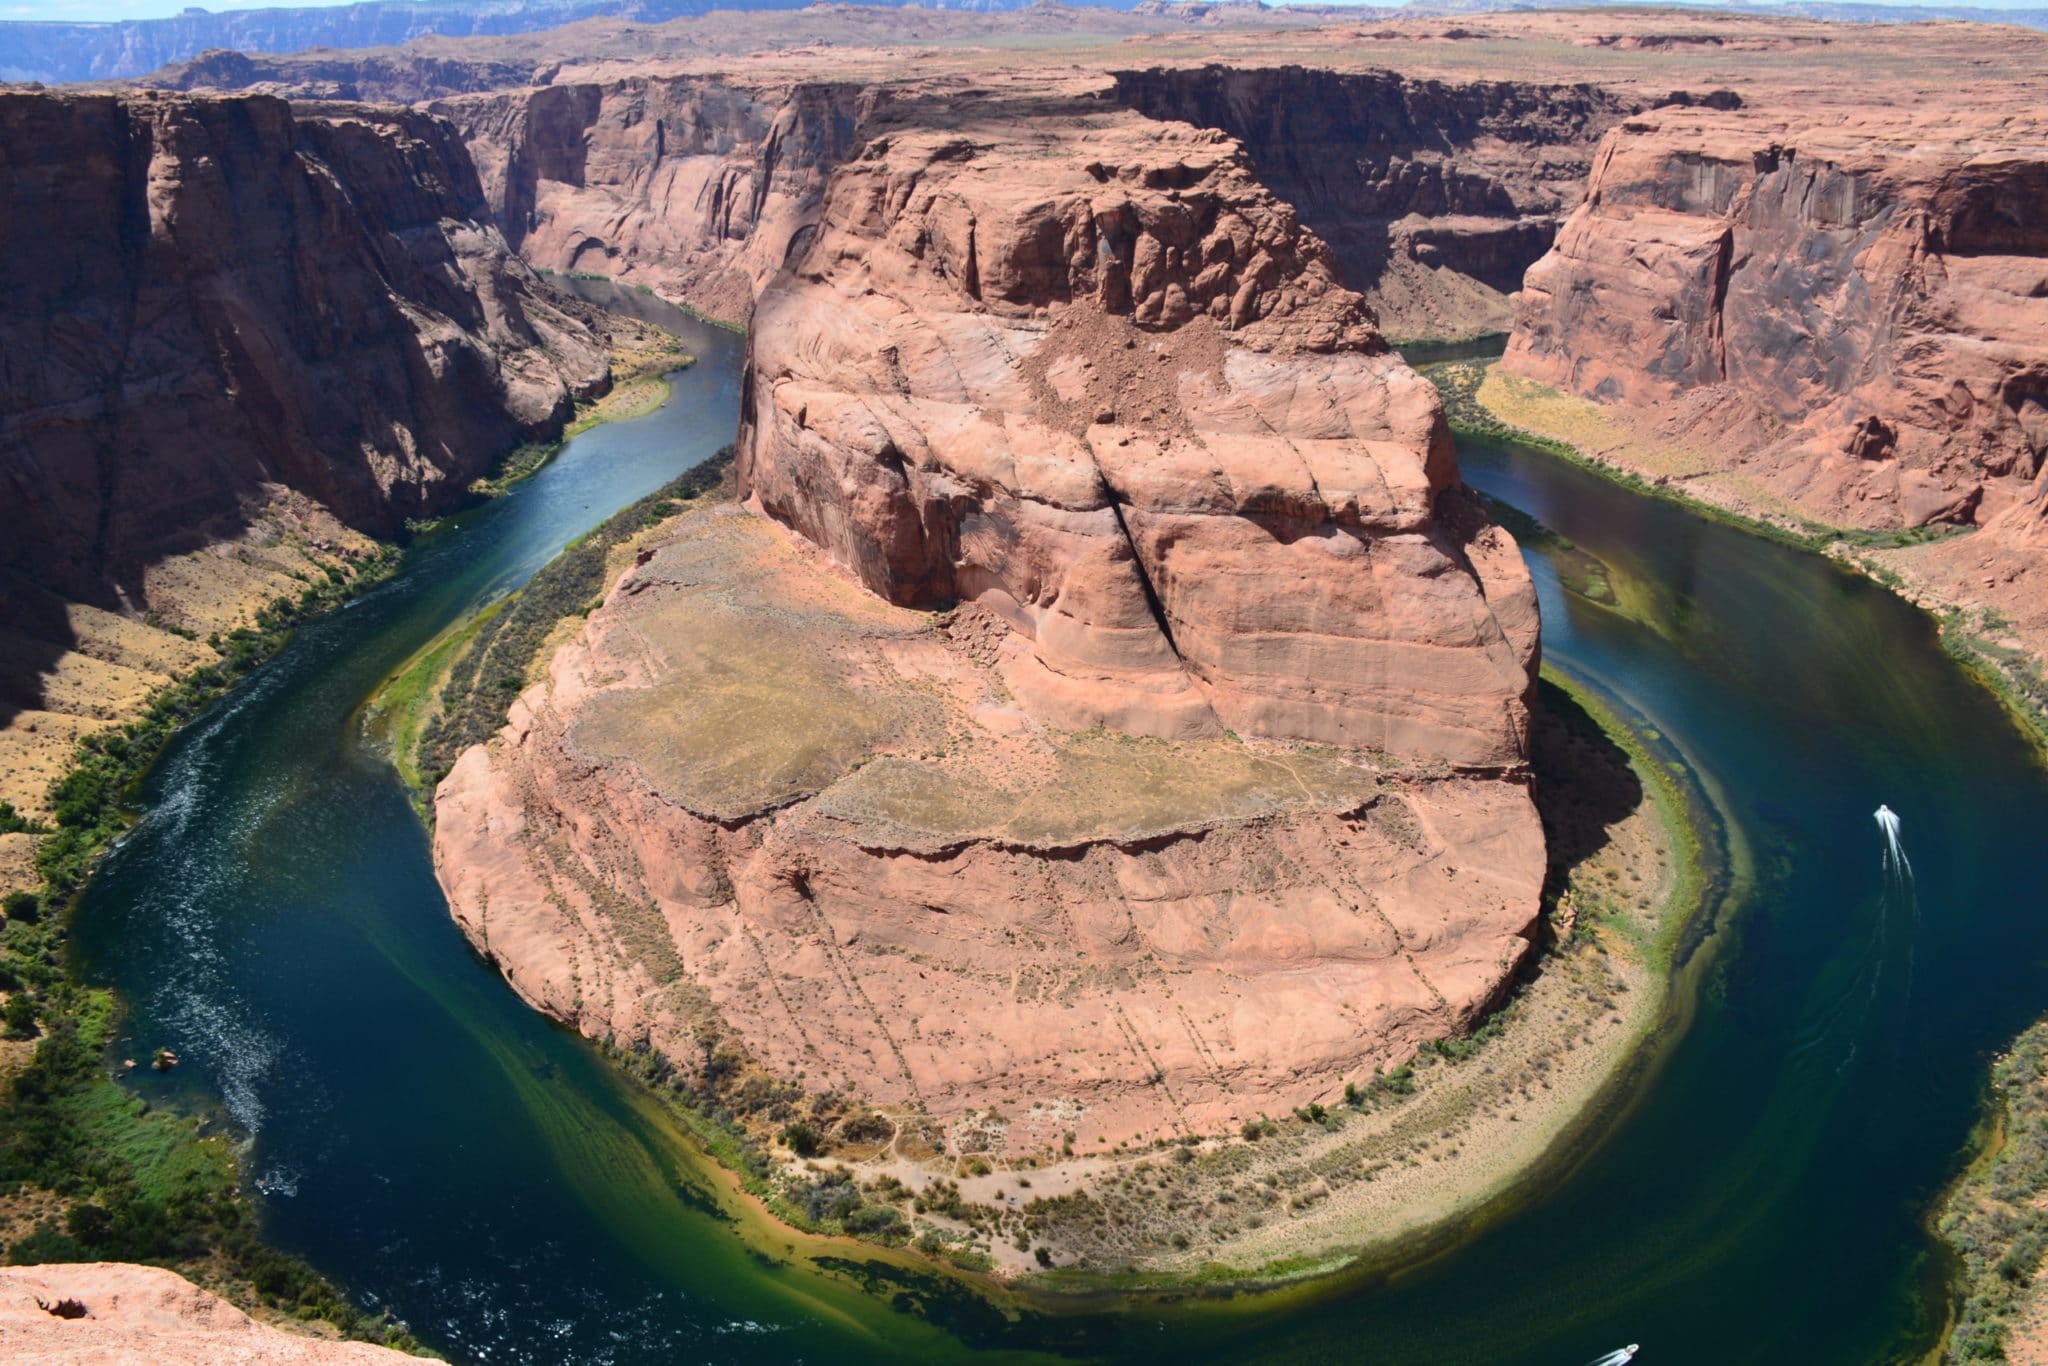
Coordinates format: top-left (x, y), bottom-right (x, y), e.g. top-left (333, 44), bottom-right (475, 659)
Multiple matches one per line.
top-left (67, 300), bottom-right (2048, 1364)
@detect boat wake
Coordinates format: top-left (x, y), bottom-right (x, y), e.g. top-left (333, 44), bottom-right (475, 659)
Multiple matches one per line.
top-left (1875, 803), bottom-right (1912, 881)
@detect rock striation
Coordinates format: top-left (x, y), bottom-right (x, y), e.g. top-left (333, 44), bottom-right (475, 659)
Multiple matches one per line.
top-left (0, 89), bottom-right (612, 612)
top-left (0, 1263), bottom-right (411, 1364)
top-left (437, 76), bottom-right (865, 323)
top-left (1505, 103), bottom-right (2048, 534)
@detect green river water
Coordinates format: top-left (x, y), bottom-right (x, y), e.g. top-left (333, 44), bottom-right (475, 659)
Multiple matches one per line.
top-left (65, 297), bottom-right (2048, 1364)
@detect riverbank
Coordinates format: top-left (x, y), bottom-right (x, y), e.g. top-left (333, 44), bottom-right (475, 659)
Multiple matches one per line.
top-left (1428, 361), bottom-right (2048, 754)
top-left (0, 306), bottom-right (694, 1352)
top-left (1937, 1018), bottom-right (2048, 1364)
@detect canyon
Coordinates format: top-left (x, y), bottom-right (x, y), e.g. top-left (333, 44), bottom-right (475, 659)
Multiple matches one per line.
top-left (3, 0), bottom-right (2047, 1341)
top-left (0, 87), bottom-right (669, 826)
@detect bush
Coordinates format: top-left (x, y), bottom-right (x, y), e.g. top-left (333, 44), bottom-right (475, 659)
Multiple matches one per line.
top-left (0, 801), bottom-right (43, 835)
top-left (781, 1121), bottom-right (822, 1157)
top-left (2, 993), bottom-right (37, 1040)
top-left (2, 892), bottom-right (37, 924)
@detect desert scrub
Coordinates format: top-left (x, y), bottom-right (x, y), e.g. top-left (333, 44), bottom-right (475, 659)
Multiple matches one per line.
top-left (1940, 1018), bottom-right (2048, 1361)
top-left (1938, 608), bottom-right (2048, 760)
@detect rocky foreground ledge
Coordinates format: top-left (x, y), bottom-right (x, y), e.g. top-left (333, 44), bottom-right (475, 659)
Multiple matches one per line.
top-left (0, 1264), bottom-right (410, 1364)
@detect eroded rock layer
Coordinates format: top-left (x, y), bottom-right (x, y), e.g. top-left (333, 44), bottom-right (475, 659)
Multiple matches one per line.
top-left (437, 76), bottom-right (865, 323)
top-left (739, 98), bottom-right (1540, 765)
top-left (1505, 103), bottom-right (2048, 534)
top-left (1109, 65), bottom-right (1636, 341)
top-left (0, 1263), bottom-right (410, 1364)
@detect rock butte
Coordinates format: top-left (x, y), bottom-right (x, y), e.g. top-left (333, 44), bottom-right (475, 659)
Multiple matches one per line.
top-left (434, 90), bottom-right (1548, 1155)
top-left (0, 1263), bottom-right (412, 1364)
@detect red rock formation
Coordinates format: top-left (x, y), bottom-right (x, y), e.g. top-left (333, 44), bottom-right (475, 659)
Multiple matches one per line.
top-left (435, 76), bottom-right (865, 323)
top-left (1108, 65), bottom-right (1636, 340)
top-left (432, 91), bottom-right (1546, 1160)
top-left (0, 90), bottom-right (612, 610)
top-left (1506, 104), bottom-right (2048, 533)
top-left (739, 101), bottom-right (1539, 764)
top-left (434, 508), bottom-right (1545, 1154)
top-left (0, 1263), bottom-right (411, 1364)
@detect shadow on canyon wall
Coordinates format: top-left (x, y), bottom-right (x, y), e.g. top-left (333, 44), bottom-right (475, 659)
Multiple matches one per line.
top-left (1530, 677), bottom-right (1645, 898)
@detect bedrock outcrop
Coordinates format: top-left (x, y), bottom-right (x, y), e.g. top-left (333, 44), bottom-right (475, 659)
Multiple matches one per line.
top-left (435, 508), bottom-right (1544, 1154)
top-left (0, 90), bottom-right (613, 613)
top-left (0, 1263), bottom-right (410, 1364)
top-left (434, 96), bottom-right (1544, 1158)
top-left (435, 76), bottom-right (865, 323)
top-left (1505, 102), bottom-right (2048, 535)
top-left (740, 100), bottom-right (1540, 764)
top-left (1109, 65), bottom-right (1636, 340)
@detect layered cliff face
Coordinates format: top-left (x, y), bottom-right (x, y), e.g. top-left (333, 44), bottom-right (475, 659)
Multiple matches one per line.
top-left (436, 77), bottom-right (865, 323)
top-left (0, 91), bottom-right (613, 611)
top-left (434, 94), bottom-right (1545, 1163)
top-left (741, 100), bottom-right (1539, 763)
top-left (1109, 66), bottom-right (1636, 341)
top-left (1505, 104), bottom-right (2048, 534)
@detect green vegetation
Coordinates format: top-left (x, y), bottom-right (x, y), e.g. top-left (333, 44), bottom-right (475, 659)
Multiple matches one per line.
top-left (401, 448), bottom-right (733, 798)
top-left (0, 801), bottom-right (45, 836)
top-left (1940, 1018), bottom-right (2048, 1361)
top-left (467, 377), bottom-right (685, 500)
top-left (1939, 608), bottom-right (2048, 763)
top-left (0, 546), bottom-right (422, 1350)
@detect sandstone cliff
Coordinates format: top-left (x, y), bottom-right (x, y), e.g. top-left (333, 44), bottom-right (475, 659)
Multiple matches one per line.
top-left (1109, 65), bottom-right (1636, 341)
top-left (0, 91), bottom-right (613, 612)
top-left (740, 97), bottom-right (1539, 763)
top-left (436, 76), bottom-right (865, 323)
top-left (1505, 103), bottom-right (2048, 535)
top-left (433, 92), bottom-right (1545, 1166)
top-left (0, 1263), bottom-right (411, 1364)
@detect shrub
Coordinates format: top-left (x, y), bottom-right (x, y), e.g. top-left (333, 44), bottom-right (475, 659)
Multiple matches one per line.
top-left (781, 1122), bottom-right (822, 1157)
top-left (2, 993), bottom-right (37, 1040)
top-left (2, 892), bottom-right (37, 924)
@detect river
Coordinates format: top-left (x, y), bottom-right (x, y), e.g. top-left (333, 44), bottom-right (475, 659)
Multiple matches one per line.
top-left (67, 297), bottom-right (2048, 1364)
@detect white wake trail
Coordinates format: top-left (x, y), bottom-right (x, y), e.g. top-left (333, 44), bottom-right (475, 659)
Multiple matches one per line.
top-left (1876, 803), bottom-right (1912, 880)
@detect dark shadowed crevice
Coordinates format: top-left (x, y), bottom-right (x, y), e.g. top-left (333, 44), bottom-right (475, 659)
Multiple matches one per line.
top-left (1104, 494), bottom-right (1184, 666)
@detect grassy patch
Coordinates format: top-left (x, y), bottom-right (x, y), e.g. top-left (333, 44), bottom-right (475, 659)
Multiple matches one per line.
top-left (405, 448), bottom-right (735, 802)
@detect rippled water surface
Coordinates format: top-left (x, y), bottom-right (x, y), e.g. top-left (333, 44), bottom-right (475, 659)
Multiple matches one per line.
top-left (70, 318), bottom-right (2048, 1364)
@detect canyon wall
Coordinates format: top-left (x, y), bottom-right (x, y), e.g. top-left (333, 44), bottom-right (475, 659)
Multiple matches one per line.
top-left (1504, 104), bottom-right (2048, 534)
top-left (0, 90), bottom-right (612, 612)
top-left (436, 76), bottom-right (865, 323)
top-left (1109, 65), bottom-right (1637, 340)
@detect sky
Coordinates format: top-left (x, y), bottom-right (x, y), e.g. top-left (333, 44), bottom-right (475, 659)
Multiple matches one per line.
top-left (5, 0), bottom-right (2038, 25)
